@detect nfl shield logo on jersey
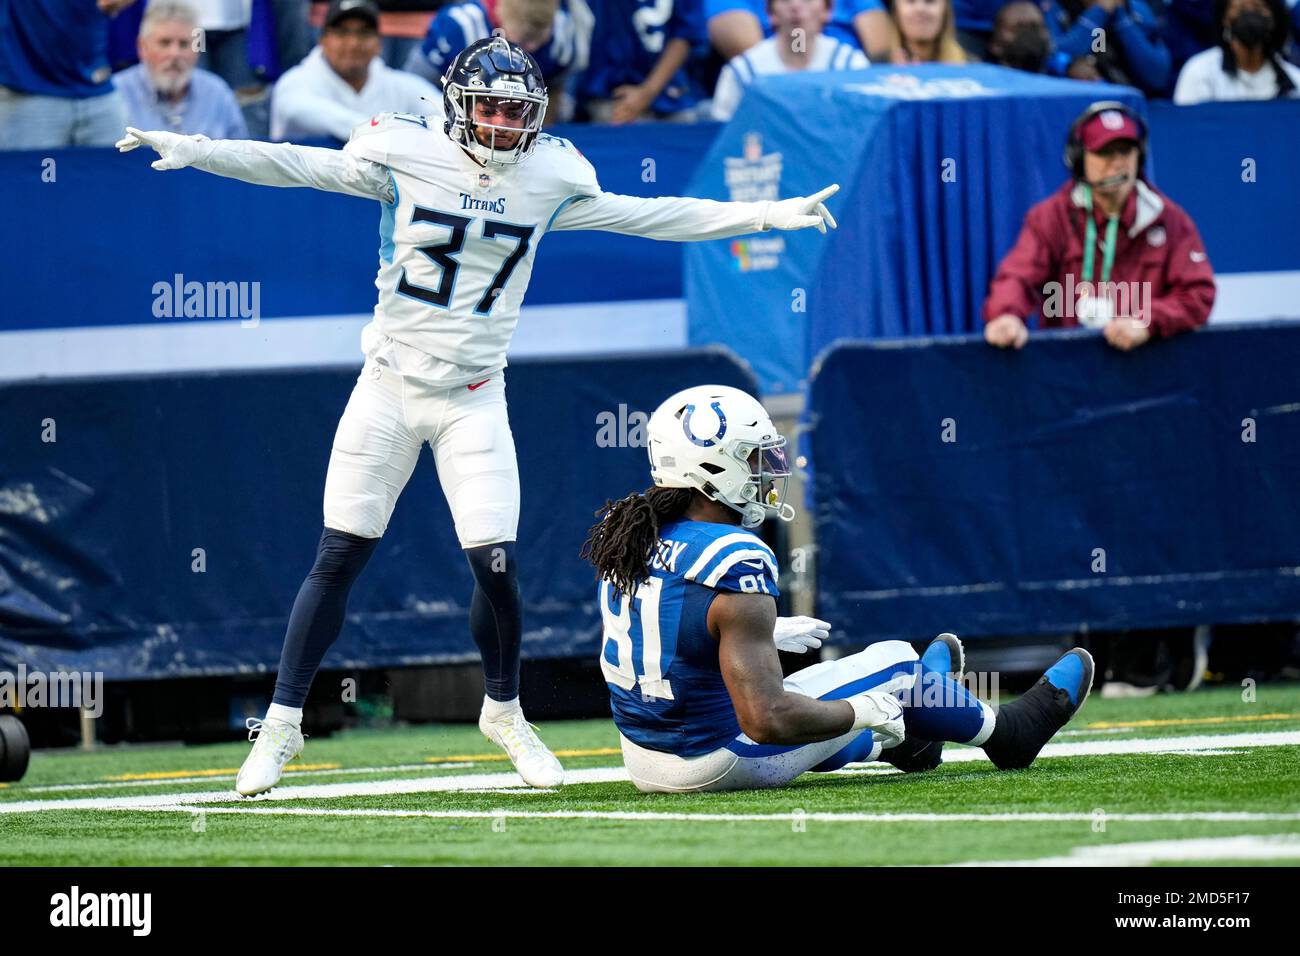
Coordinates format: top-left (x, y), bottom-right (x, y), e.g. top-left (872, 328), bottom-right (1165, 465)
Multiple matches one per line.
top-left (479, 173), bottom-right (492, 188)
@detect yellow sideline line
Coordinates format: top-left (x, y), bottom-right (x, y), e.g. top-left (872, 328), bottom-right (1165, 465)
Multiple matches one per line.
top-left (425, 746), bottom-right (621, 764)
top-left (1085, 713), bottom-right (1298, 730)
top-left (103, 763), bottom-right (342, 782)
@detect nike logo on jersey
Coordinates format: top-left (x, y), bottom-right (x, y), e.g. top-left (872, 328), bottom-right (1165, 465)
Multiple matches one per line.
top-left (467, 379), bottom-right (491, 391)
top-left (742, 559), bottom-right (767, 569)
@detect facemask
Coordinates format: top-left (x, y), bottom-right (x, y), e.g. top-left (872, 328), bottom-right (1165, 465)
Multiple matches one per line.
top-left (998, 26), bottom-right (1050, 73)
top-left (1228, 10), bottom-right (1273, 49)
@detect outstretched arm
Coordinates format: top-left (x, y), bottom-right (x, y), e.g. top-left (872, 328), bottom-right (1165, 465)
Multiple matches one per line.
top-left (548, 184), bottom-right (839, 241)
top-left (116, 128), bottom-right (394, 203)
top-left (713, 592), bottom-right (902, 746)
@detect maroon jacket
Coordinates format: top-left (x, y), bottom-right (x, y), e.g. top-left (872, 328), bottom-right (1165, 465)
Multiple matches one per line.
top-left (983, 179), bottom-right (1216, 337)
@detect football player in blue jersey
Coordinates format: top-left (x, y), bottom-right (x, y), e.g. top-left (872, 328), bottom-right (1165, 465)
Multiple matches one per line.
top-left (581, 384), bottom-right (1095, 792)
top-left (404, 0), bottom-right (582, 124)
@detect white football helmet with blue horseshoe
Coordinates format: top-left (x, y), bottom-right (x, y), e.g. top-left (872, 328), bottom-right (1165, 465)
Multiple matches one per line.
top-left (646, 385), bottom-right (794, 529)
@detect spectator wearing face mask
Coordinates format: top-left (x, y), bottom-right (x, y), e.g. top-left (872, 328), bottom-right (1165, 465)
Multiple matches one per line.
top-left (986, 1), bottom-right (1053, 72)
top-left (1174, 0), bottom-right (1300, 101)
top-left (1041, 0), bottom-right (1172, 95)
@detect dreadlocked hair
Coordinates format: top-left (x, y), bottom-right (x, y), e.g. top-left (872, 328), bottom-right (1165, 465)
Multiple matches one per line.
top-left (579, 485), bottom-right (697, 598)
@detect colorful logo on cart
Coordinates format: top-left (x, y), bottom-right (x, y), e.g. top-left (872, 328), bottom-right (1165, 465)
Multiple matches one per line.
top-left (730, 236), bottom-right (785, 272)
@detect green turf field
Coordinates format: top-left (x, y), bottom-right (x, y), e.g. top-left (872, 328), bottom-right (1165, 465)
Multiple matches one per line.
top-left (2, 683), bottom-right (1298, 866)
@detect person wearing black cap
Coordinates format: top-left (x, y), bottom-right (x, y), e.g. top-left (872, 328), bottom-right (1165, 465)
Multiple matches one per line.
top-left (270, 0), bottom-right (440, 141)
top-left (984, 101), bottom-right (1216, 352)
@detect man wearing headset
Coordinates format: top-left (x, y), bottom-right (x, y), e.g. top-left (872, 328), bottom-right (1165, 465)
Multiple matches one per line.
top-left (983, 101), bottom-right (1216, 351)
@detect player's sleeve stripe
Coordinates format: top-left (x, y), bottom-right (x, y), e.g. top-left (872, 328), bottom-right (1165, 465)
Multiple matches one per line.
top-left (700, 549), bottom-right (779, 588)
top-left (684, 533), bottom-right (776, 582)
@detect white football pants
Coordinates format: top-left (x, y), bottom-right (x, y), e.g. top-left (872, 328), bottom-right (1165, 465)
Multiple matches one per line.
top-left (322, 357), bottom-right (520, 547)
top-left (620, 641), bottom-right (923, 793)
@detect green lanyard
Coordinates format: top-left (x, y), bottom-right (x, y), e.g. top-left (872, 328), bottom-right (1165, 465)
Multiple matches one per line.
top-left (1081, 184), bottom-right (1119, 285)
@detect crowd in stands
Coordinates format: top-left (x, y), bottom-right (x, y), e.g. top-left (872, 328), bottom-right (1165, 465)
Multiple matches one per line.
top-left (1, 0), bottom-right (1298, 148)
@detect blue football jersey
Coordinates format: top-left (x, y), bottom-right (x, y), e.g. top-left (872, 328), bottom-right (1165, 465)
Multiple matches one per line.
top-left (599, 518), bottom-right (780, 757)
top-left (576, 0), bottom-right (708, 114)
top-left (412, 0), bottom-right (579, 83)
top-left (0, 0), bottom-right (114, 98)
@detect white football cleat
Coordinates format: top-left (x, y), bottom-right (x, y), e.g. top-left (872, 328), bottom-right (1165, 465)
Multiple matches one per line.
top-left (235, 716), bottom-right (304, 797)
top-left (479, 709), bottom-right (565, 788)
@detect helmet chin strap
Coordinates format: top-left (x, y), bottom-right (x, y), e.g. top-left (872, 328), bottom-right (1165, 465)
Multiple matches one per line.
top-left (740, 502), bottom-right (766, 528)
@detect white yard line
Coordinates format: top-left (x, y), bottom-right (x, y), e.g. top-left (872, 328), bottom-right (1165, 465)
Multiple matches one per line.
top-left (910, 731), bottom-right (1300, 763)
top-left (951, 834), bottom-right (1300, 866)
top-left (1, 730), bottom-right (1296, 815)
top-left (114, 807), bottom-right (1300, 824)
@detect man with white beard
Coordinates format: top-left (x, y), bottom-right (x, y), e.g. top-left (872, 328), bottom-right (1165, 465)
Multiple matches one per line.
top-left (116, 0), bottom-right (248, 138)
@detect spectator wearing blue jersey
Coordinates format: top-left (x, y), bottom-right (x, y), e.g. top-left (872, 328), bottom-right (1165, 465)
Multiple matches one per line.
top-left (707, 0), bottom-right (893, 60)
top-left (0, 0), bottom-right (137, 149)
top-left (1041, 0), bottom-right (1172, 96)
top-left (116, 1), bottom-right (248, 139)
top-left (1163, 0), bottom-right (1220, 70)
top-left (712, 0), bottom-right (868, 119)
top-left (404, 0), bottom-right (580, 124)
top-left (577, 0), bottom-right (709, 122)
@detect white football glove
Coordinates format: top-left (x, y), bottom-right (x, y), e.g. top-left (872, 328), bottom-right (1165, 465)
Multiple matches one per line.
top-left (116, 127), bottom-right (209, 170)
top-left (773, 615), bottom-right (831, 654)
top-left (762, 184), bottom-right (839, 234)
top-left (848, 691), bottom-right (906, 748)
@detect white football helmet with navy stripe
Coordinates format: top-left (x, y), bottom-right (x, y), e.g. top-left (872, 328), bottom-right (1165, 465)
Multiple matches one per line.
top-left (647, 385), bottom-right (794, 529)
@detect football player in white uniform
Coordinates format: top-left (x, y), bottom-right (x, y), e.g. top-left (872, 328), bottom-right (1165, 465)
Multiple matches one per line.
top-left (117, 36), bottom-right (839, 796)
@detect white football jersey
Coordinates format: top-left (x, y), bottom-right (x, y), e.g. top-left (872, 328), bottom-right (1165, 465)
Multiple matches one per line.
top-left (343, 112), bottom-right (599, 385)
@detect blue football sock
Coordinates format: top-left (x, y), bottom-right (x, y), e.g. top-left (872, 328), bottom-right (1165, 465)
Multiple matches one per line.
top-left (898, 662), bottom-right (993, 745)
top-left (808, 730), bottom-right (880, 772)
